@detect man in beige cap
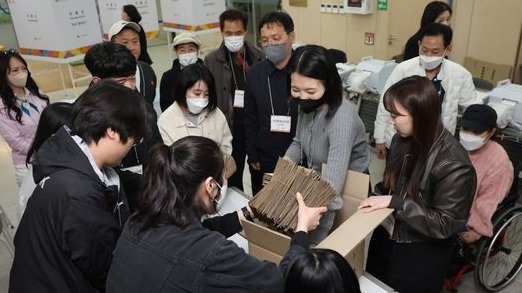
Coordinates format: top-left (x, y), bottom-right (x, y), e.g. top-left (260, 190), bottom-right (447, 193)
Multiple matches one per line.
top-left (204, 9), bottom-right (264, 193)
top-left (109, 20), bottom-right (157, 106)
top-left (159, 32), bottom-right (203, 111)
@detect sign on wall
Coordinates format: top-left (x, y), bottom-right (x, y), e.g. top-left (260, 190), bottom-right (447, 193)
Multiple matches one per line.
top-left (160, 0), bottom-right (225, 33)
top-left (7, 0), bottom-right (103, 62)
top-left (98, 0), bottom-right (160, 40)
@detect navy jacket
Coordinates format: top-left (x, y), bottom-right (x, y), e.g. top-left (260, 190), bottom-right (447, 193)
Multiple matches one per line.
top-left (243, 59), bottom-right (298, 173)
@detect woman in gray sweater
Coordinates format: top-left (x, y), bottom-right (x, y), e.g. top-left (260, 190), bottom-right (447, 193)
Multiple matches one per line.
top-left (285, 45), bottom-right (370, 243)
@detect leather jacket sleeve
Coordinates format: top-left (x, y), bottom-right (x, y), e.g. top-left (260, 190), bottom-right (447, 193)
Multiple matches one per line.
top-left (393, 156), bottom-right (476, 240)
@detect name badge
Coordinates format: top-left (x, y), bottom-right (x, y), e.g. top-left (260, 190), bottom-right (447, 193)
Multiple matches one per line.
top-left (270, 115), bottom-right (291, 133)
top-left (233, 90), bottom-right (244, 108)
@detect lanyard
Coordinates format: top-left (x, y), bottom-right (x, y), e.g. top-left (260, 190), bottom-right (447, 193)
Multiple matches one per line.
top-left (228, 50), bottom-right (247, 89)
top-left (267, 76), bottom-right (291, 116)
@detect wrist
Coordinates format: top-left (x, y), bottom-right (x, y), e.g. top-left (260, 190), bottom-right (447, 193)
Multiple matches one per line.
top-left (241, 206), bottom-right (254, 222)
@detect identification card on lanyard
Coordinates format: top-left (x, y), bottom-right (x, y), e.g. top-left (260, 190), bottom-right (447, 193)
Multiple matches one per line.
top-left (233, 90), bottom-right (244, 108)
top-left (270, 115), bottom-right (291, 133)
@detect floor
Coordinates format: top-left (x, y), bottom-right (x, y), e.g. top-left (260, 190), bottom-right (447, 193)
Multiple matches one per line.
top-left (1, 42), bottom-right (521, 292)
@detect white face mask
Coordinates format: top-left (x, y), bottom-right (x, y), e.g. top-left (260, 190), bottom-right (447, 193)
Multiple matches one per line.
top-left (186, 96), bottom-right (209, 114)
top-left (178, 52), bottom-right (198, 67)
top-left (213, 180), bottom-right (227, 212)
top-left (224, 36), bottom-right (244, 53)
top-left (419, 49), bottom-right (446, 70)
top-left (459, 132), bottom-right (486, 151)
top-left (8, 71), bottom-right (28, 88)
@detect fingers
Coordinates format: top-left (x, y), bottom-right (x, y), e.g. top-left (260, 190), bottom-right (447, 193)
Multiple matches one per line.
top-left (296, 192), bottom-right (305, 207)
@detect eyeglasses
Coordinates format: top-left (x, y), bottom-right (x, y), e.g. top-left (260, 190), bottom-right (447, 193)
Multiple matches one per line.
top-left (133, 137), bottom-right (144, 147)
top-left (1, 49), bottom-right (18, 57)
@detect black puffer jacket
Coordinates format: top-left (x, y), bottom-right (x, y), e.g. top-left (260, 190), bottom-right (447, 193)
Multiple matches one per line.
top-left (386, 129), bottom-right (476, 242)
top-left (9, 127), bottom-right (130, 293)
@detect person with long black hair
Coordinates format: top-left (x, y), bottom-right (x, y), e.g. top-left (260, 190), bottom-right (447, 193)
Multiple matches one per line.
top-left (360, 76), bottom-right (476, 293)
top-left (0, 50), bottom-right (48, 186)
top-left (106, 136), bottom-right (326, 292)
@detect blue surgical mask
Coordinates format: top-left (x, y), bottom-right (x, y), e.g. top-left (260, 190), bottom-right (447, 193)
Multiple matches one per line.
top-left (263, 43), bottom-right (287, 64)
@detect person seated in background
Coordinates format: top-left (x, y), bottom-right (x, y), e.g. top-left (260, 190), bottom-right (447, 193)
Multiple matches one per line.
top-left (121, 4), bottom-right (153, 65)
top-left (84, 41), bottom-right (162, 209)
top-left (10, 81), bottom-right (150, 293)
top-left (18, 102), bottom-right (73, 219)
top-left (458, 104), bottom-right (514, 244)
top-left (158, 63), bottom-right (232, 156)
top-left (159, 32), bottom-right (203, 111)
top-left (106, 136), bottom-right (326, 293)
top-left (283, 249), bottom-right (361, 293)
top-left (374, 23), bottom-right (481, 160)
top-left (403, 1), bottom-right (452, 61)
top-left (0, 50), bottom-right (49, 186)
top-left (109, 20), bottom-right (157, 105)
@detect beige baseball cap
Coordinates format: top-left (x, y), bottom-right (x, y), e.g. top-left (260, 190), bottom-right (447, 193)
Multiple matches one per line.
top-left (108, 20), bottom-right (141, 41)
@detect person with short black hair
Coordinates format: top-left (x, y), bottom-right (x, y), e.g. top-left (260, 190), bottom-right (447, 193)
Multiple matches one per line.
top-left (285, 45), bottom-right (369, 243)
top-left (204, 8), bottom-right (264, 192)
top-left (244, 11), bottom-right (299, 195)
top-left (374, 23), bottom-right (481, 160)
top-left (84, 42), bottom-right (137, 87)
top-left (284, 249), bottom-right (361, 293)
top-left (9, 80), bottom-right (150, 293)
top-left (106, 135), bottom-right (326, 293)
top-left (158, 63), bottom-right (232, 155)
top-left (121, 4), bottom-right (153, 65)
top-left (160, 32), bottom-right (203, 111)
top-left (109, 20), bottom-right (157, 105)
top-left (403, 1), bottom-right (452, 61)
top-left (458, 104), bottom-right (513, 244)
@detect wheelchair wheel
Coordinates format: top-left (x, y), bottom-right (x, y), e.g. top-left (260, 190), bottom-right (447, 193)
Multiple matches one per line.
top-left (474, 206), bottom-right (522, 292)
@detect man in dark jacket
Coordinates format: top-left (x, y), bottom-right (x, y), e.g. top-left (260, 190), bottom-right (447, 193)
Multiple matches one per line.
top-left (9, 81), bottom-right (150, 293)
top-left (204, 9), bottom-right (264, 192)
top-left (244, 11), bottom-right (298, 195)
top-left (109, 20), bottom-right (157, 105)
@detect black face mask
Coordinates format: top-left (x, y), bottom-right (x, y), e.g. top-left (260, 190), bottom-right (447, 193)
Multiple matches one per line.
top-left (298, 97), bottom-right (325, 114)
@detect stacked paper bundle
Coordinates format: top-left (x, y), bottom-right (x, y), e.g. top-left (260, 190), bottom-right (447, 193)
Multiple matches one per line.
top-left (249, 158), bottom-right (337, 232)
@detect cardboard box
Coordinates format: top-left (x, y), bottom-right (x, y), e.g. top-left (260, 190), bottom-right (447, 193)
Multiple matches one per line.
top-left (241, 170), bottom-right (393, 277)
top-left (464, 57), bottom-right (513, 85)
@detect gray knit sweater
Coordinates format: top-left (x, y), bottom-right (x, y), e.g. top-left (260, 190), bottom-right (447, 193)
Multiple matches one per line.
top-left (285, 99), bottom-right (370, 210)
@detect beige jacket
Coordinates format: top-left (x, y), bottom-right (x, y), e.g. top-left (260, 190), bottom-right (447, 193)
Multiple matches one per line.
top-left (158, 102), bottom-right (233, 155)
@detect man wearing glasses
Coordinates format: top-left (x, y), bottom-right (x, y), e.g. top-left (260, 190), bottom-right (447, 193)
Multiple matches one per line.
top-left (244, 11), bottom-right (299, 195)
top-left (84, 41), bottom-right (162, 209)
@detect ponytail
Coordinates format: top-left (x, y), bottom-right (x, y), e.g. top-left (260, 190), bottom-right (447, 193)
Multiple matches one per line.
top-left (130, 136), bottom-right (225, 230)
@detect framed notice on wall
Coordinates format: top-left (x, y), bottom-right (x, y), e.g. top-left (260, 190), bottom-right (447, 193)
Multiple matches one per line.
top-left (289, 0), bottom-right (307, 7)
top-left (7, 0), bottom-right (102, 63)
top-left (98, 0), bottom-right (159, 40)
top-left (160, 0), bottom-right (225, 34)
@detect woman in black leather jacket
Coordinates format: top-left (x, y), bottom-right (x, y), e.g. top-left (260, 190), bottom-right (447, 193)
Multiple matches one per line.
top-left (359, 76), bottom-right (476, 293)
top-left (106, 136), bottom-right (326, 293)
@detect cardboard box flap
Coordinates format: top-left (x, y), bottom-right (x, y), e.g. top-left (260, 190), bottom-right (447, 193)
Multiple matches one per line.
top-left (317, 208), bottom-right (393, 255)
top-left (241, 220), bottom-right (291, 256)
top-left (321, 164), bottom-right (369, 200)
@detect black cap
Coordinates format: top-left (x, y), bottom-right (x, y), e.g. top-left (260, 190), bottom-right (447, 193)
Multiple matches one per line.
top-left (461, 104), bottom-right (497, 133)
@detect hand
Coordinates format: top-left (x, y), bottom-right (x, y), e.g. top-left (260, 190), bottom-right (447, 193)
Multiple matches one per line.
top-left (375, 143), bottom-right (387, 160)
top-left (358, 195), bottom-right (392, 212)
top-left (250, 162), bottom-right (261, 171)
top-left (459, 230), bottom-right (482, 244)
top-left (295, 192), bottom-right (327, 233)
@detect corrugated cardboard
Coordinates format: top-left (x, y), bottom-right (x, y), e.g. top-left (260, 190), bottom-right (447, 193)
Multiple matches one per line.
top-left (464, 56), bottom-right (513, 84)
top-left (241, 169), bottom-right (393, 277)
